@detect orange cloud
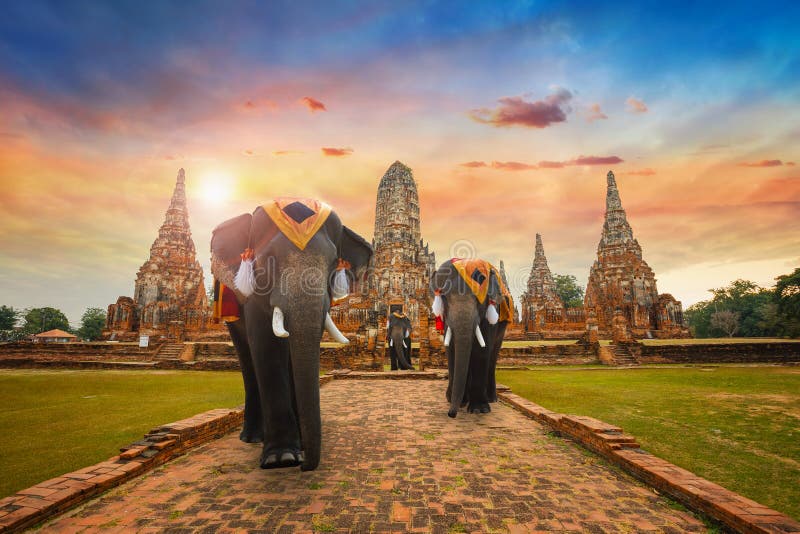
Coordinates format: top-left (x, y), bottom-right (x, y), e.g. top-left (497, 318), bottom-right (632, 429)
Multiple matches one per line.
top-left (569, 155), bottom-right (624, 165)
top-left (458, 155), bottom-right (622, 171)
top-left (737, 159), bottom-right (786, 168)
top-left (301, 96), bottom-right (327, 113)
top-left (586, 103), bottom-right (608, 122)
top-left (626, 96), bottom-right (648, 113)
top-left (490, 161), bottom-right (537, 171)
top-left (272, 150), bottom-right (304, 156)
top-left (460, 161), bottom-right (487, 168)
top-left (626, 168), bottom-right (656, 176)
top-left (321, 147), bottom-right (353, 157)
top-left (469, 88), bottom-right (572, 128)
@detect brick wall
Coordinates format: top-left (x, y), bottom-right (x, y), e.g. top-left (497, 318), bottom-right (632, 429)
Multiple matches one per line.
top-left (638, 342), bottom-right (800, 364)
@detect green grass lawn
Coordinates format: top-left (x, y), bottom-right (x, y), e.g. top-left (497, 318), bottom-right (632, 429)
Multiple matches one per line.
top-left (496, 366), bottom-right (800, 520)
top-left (640, 337), bottom-right (800, 345)
top-left (0, 369), bottom-right (243, 499)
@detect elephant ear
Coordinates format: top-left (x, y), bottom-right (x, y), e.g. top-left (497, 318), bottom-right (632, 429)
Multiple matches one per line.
top-left (210, 213), bottom-right (252, 300)
top-left (338, 225), bottom-right (373, 279)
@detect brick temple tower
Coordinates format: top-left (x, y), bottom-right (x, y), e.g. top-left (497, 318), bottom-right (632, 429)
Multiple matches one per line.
top-left (105, 169), bottom-right (208, 340)
top-left (369, 161), bottom-right (436, 327)
top-left (584, 171), bottom-right (686, 338)
top-left (520, 234), bottom-right (564, 331)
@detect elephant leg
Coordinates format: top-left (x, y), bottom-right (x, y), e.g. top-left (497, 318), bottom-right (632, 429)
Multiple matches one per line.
top-left (487, 323), bottom-right (507, 403)
top-left (245, 301), bottom-right (302, 469)
top-left (227, 317), bottom-right (263, 443)
top-left (388, 345), bottom-right (398, 370)
top-left (446, 342), bottom-right (454, 402)
top-left (467, 340), bottom-right (490, 414)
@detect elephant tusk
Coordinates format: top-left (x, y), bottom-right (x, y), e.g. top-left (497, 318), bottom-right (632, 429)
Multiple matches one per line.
top-left (402, 340), bottom-right (407, 348)
top-left (325, 313), bottom-right (350, 344)
top-left (389, 338), bottom-right (393, 347)
top-left (486, 303), bottom-right (499, 325)
top-left (272, 306), bottom-right (289, 338)
top-left (475, 325), bottom-right (486, 348)
top-left (444, 326), bottom-right (452, 347)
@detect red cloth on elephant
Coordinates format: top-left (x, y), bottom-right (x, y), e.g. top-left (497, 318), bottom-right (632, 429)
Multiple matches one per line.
top-left (213, 280), bottom-right (241, 323)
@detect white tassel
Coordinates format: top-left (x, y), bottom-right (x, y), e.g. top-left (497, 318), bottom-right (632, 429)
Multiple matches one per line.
top-left (272, 307), bottom-right (289, 338)
top-left (332, 269), bottom-right (349, 300)
top-left (475, 325), bottom-right (486, 348)
top-left (402, 340), bottom-right (407, 348)
top-left (325, 313), bottom-right (349, 344)
top-left (486, 303), bottom-right (499, 325)
top-left (389, 338), bottom-right (393, 347)
top-left (432, 293), bottom-right (444, 317)
top-left (405, 329), bottom-right (410, 338)
top-left (444, 327), bottom-right (452, 347)
top-left (234, 258), bottom-right (256, 297)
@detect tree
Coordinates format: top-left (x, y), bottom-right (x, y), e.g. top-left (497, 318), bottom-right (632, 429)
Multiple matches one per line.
top-left (710, 310), bottom-right (740, 337)
top-left (0, 305), bottom-right (18, 330)
top-left (21, 307), bottom-right (71, 335)
top-left (775, 267), bottom-right (800, 318)
top-left (77, 307), bottom-right (107, 341)
top-left (552, 274), bottom-right (585, 308)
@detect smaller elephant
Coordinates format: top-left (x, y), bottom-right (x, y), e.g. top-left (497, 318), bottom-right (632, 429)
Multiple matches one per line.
top-left (386, 312), bottom-right (413, 370)
top-left (430, 258), bottom-right (513, 417)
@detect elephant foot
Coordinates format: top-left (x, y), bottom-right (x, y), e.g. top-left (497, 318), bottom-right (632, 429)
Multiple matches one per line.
top-left (261, 448), bottom-right (304, 469)
top-left (468, 401), bottom-right (491, 414)
top-left (239, 427), bottom-right (264, 443)
top-left (447, 407), bottom-right (459, 418)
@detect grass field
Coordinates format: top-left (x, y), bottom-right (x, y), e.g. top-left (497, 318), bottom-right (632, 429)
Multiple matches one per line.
top-left (0, 370), bottom-right (243, 499)
top-left (496, 366), bottom-right (800, 520)
top-left (640, 337), bottom-right (800, 345)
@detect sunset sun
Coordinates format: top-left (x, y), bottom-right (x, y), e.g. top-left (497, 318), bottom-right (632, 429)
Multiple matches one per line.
top-left (198, 171), bottom-right (233, 204)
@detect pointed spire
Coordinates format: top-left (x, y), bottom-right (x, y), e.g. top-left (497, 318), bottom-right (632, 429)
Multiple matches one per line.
top-left (498, 260), bottom-right (510, 289)
top-left (525, 233), bottom-right (561, 304)
top-left (600, 170), bottom-right (634, 246)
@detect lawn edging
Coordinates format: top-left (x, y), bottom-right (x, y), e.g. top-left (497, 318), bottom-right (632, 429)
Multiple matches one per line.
top-left (0, 407), bottom-right (244, 533)
top-left (497, 388), bottom-right (800, 534)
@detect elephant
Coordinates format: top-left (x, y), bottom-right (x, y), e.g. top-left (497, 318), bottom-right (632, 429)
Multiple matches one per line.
top-left (210, 198), bottom-right (372, 471)
top-left (386, 311), bottom-right (413, 370)
top-left (430, 258), bottom-right (513, 418)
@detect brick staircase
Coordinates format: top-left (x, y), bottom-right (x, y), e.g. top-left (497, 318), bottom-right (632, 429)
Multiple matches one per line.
top-left (156, 343), bottom-right (185, 360)
top-left (611, 343), bottom-right (639, 366)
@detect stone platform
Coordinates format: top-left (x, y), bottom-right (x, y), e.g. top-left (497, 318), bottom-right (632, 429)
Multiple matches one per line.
top-left (36, 380), bottom-right (712, 533)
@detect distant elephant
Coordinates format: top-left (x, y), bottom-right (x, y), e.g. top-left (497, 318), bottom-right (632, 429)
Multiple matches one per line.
top-left (386, 312), bottom-right (413, 370)
top-left (211, 198), bottom-right (372, 471)
top-left (430, 258), bottom-right (513, 417)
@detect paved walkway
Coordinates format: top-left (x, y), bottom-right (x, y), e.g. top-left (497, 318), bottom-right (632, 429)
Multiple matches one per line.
top-left (41, 380), bottom-right (706, 533)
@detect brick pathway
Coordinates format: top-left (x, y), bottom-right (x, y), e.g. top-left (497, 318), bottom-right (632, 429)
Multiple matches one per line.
top-left (41, 380), bottom-right (706, 533)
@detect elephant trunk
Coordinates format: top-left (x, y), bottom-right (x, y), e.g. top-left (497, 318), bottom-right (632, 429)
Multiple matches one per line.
top-left (448, 326), bottom-right (472, 418)
top-left (285, 302), bottom-right (325, 471)
top-left (391, 330), bottom-right (412, 369)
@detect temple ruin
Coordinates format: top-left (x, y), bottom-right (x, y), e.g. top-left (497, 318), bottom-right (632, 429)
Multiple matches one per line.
top-left (519, 234), bottom-right (585, 338)
top-left (105, 169), bottom-right (208, 340)
top-left (584, 171), bottom-right (687, 338)
top-left (330, 161), bottom-right (436, 337)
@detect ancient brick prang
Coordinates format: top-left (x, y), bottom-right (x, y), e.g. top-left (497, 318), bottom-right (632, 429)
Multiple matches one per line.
top-left (519, 234), bottom-right (585, 338)
top-left (584, 171), bottom-right (687, 338)
top-left (330, 161), bottom-right (436, 349)
top-left (105, 169), bottom-right (208, 341)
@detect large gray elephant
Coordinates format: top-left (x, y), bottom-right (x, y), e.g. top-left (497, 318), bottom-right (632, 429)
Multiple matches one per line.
top-left (211, 198), bottom-right (372, 471)
top-left (386, 311), bottom-right (413, 370)
top-left (430, 258), bottom-right (512, 418)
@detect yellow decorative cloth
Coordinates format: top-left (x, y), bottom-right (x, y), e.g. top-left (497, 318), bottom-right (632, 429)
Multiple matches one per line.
top-left (263, 198), bottom-right (333, 251)
top-left (451, 258), bottom-right (492, 304)
top-left (451, 259), bottom-right (514, 322)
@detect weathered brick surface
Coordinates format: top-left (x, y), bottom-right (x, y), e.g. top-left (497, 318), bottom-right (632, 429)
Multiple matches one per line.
top-left (38, 381), bottom-right (708, 533)
top-left (499, 391), bottom-right (800, 534)
top-left (639, 342), bottom-right (800, 364)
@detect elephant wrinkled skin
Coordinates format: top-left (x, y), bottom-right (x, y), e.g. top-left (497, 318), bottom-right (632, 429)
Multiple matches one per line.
top-left (211, 200), bottom-right (372, 471)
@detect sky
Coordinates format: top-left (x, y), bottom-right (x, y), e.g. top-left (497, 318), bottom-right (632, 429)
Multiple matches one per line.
top-left (1, 0), bottom-right (799, 326)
